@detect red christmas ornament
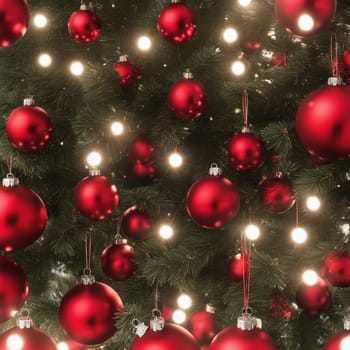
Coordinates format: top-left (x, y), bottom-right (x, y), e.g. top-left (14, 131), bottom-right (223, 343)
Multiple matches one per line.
top-left (0, 255), bottom-right (28, 322)
top-left (58, 339), bottom-right (86, 350)
top-left (157, 2), bottom-right (196, 43)
top-left (296, 278), bottom-right (331, 315)
top-left (74, 175), bottom-right (118, 220)
top-left (258, 175), bottom-right (295, 214)
top-left (59, 279), bottom-right (123, 345)
top-left (127, 161), bottom-right (156, 185)
top-left (131, 323), bottom-right (200, 350)
top-left (275, 0), bottom-right (336, 37)
top-left (344, 51), bottom-right (350, 69)
top-left (0, 0), bottom-right (29, 47)
top-left (121, 206), bottom-right (153, 240)
top-left (128, 135), bottom-right (156, 165)
top-left (6, 98), bottom-right (53, 152)
top-left (68, 5), bottom-right (101, 44)
top-left (168, 70), bottom-right (207, 120)
top-left (0, 173), bottom-right (47, 251)
top-left (295, 85), bottom-right (350, 161)
top-left (321, 250), bottom-right (350, 287)
top-left (242, 40), bottom-right (261, 54)
top-left (226, 130), bottom-right (266, 171)
top-left (269, 292), bottom-right (292, 320)
top-left (272, 52), bottom-right (287, 66)
top-left (324, 329), bottom-right (350, 350)
top-left (227, 253), bottom-right (249, 283)
top-left (114, 55), bottom-right (142, 89)
top-left (186, 164), bottom-right (240, 229)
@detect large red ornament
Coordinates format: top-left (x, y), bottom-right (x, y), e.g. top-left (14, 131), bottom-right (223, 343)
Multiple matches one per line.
top-left (74, 175), bottom-right (118, 220)
top-left (114, 55), bottom-right (142, 89)
top-left (320, 250), bottom-right (350, 287)
top-left (275, 0), bottom-right (336, 37)
top-left (168, 71), bottom-right (207, 120)
top-left (0, 174), bottom-right (47, 251)
top-left (6, 99), bottom-right (53, 152)
top-left (127, 161), bottom-right (156, 185)
top-left (121, 206), bottom-right (153, 240)
top-left (227, 253), bottom-right (249, 283)
top-left (0, 255), bottom-right (28, 322)
top-left (68, 5), bottom-right (101, 44)
top-left (324, 329), bottom-right (350, 350)
top-left (157, 3), bottom-right (196, 43)
top-left (344, 51), bottom-right (350, 69)
top-left (59, 280), bottom-right (123, 345)
top-left (131, 323), bottom-right (200, 350)
top-left (0, 0), bottom-right (29, 47)
top-left (210, 325), bottom-right (277, 350)
top-left (128, 135), bottom-right (156, 165)
top-left (258, 175), bottom-right (295, 214)
top-left (295, 85), bottom-right (350, 161)
top-left (226, 131), bottom-right (265, 171)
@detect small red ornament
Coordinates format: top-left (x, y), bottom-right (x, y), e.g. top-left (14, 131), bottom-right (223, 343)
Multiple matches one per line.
top-left (157, 2), bottom-right (196, 43)
top-left (131, 323), bottom-right (200, 350)
top-left (68, 5), bottom-right (101, 44)
top-left (127, 161), bottom-right (156, 185)
top-left (59, 279), bottom-right (123, 345)
top-left (128, 135), bottom-right (156, 165)
top-left (321, 250), bottom-right (350, 287)
top-left (275, 0), bottom-right (336, 37)
top-left (269, 292), bottom-right (292, 320)
top-left (295, 85), bottom-right (350, 161)
top-left (227, 253), bottom-right (249, 283)
top-left (121, 206), bottom-right (153, 240)
top-left (272, 52), bottom-right (287, 66)
top-left (226, 130), bottom-right (266, 171)
top-left (186, 164), bottom-right (240, 229)
top-left (324, 329), bottom-right (350, 350)
top-left (168, 70), bottom-right (207, 120)
top-left (0, 0), bottom-right (29, 47)
top-left (74, 175), bottom-right (118, 220)
top-left (242, 40), bottom-right (261, 54)
top-left (258, 175), bottom-right (295, 214)
top-left (58, 339), bottom-right (86, 350)
top-left (0, 173), bottom-right (47, 251)
top-left (344, 51), bottom-right (350, 69)
top-left (296, 277), bottom-right (331, 315)
top-left (6, 98), bottom-right (53, 152)
top-left (114, 55), bottom-right (142, 89)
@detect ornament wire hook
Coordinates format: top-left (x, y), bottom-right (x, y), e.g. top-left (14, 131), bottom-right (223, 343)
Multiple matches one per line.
top-left (242, 90), bottom-right (249, 128)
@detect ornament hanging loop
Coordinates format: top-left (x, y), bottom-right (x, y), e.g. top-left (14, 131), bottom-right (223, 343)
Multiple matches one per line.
top-left (329, 33), bottom-right (343, 86)
top-left (242, 90), bottom-right (249, 129)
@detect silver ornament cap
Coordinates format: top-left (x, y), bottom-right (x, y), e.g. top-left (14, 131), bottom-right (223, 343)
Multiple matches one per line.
top-left (81, 271), bottom-right (95, 285)
top-left (328, 76), bottom-right (343, 86)
top-left (209, 163), bottom-right (222, 176)
top-left (2, 173), bottom-right (19, 187)
top-left (183, 69), bottom-right (194, 80)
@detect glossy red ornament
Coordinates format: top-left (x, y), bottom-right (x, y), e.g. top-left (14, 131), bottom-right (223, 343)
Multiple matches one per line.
top-left (157, 3), bottom-right (196, 43)
top-left (128, 135), bottom-right (156, 164)
top-left (6, 103), bottom-right (53, 151)
top-left (258, 175), bottom-right (295, 214)
top-left (272, 52), bottom-right (287, 66)
top-left (324, 330), bottom-right (350, 350)
top-left (275, 0), bottom-right (336, 37)
top-left (121, 206), bottom-right (153, 240)
top-left (127, 161), bottom-right (156, 185)
top-left (0, 256), bottom-right (28, 322)
top-left (114, 56), bottom-right (141, 89)
top-left (227, 253), bottom-right (249, 283)
top-left (131, 323), bottom-right (200, 350)
top-left (73, 175), bottom-right (118, 220)
top-left (296, 278), bottom-right (331, 315)
top-left (59, 281), bottom-right (123, 345)
top-left (0, 0), bottom-right (29, 47)
top-left (226, 131), bottom-right (265, 171)
top-left (320, 250), bottom-right (350, 287)
top-left (58, 339), bottom-right (86, 350)
top-left (344, 51), bottom-right (350, 69)
top-left (68, 7), bottom-right (101, 44)
top-left (210, 325), bottom-right (277, 350)
top-left (295, 86), bottom-right (350, 161)
top-left (269, 292), bottom-right (292, 320)
top-left (242, 40), bottom-right (261, 53)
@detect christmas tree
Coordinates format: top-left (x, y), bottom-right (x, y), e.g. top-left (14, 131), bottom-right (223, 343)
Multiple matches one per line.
top-left (0, 0), bottom-right (350, 349)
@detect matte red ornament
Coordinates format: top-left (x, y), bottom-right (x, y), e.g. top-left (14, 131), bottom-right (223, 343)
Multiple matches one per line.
top-left (324, 330), bottom-right (350, 350)
top-left (242, 40), bottom-right (261, 54)
top-left (295, 85), bottom-right (350, 161)
top-left (295, 278), bottom-right (331, 315)
top-left (6, 102), bottom-right (53, 152)
top-left (58, 339), bottom-right (86, 350)
top-left (0, 0), bottom-right (29, 47)
top-left (0, 255), bottom-right (28, 322)
top-left (210, 325), bottom-right (277, 350)
top-left (258, 175), bottom-right (295, 214)
top-left (226, 131), bottom-right (265, 171)
top-left (272, 52), bottom-right (287, 66)
top-left (227, 253), bottom-right (249, 283)
top-left (344, 51), bottom-right (350, 69)
top-left (275, 0), bottom-right (336, 37)
top-left (321, 250), bottom-right (350, 287)
top-left (157, 3), bottom-right (196, 43)
top-left (59, 281), bottom-right (123, 345)
top-left (128, 135), bottom-right (156, 165)
top-left (73, 175), bottom-right (118, 220)
top-left (269, 292), bottom-right (292, 320)
top-left (121, 206), bottom-right (153, 240)
top-left (114, 56), bottom-right (142, 89)
top-left (131, 323), bottom-right (200, 350)
top-left (127, 161), bottom-right (156, 185)
top-left (68, 7), bottom-right (101, 44)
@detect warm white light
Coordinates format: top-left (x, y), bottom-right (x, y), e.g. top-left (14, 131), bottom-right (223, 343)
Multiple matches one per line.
top-left (172, 309), bottom-right (186, 324)
top-left (298, 14), bottom-right (314, 32)
top-left (223, 28), bottom-right (238, 44)
top-left (38, 53), bottom-right (52, 67)
top-left (177, 294), bottom-right (192, 310)
top-left (34, 14), bottom-right (47, 28)
top-left (168, 153), bottom-right (183, 168)
top-left (57, 342), bottom-right (69, 350)
top-left (7, 334), bottom-right (24, 350)
top-left (111, 121), bottom-right (124, 136)
top-left (238, 0), bottom-right (252, 6)
top-left (87, 151), bottom-right (102, 167)
top-left (245, 224), bottom-right (260, 241)
top-left (291, 227), bottom-right (308, 244)
top-left (138, 36), bottom-right (152, 51)
top-left (306, 196), bottom-right (321, 211)
top-left (70, 61), bottom-right (84, 76)
top-left (302, 270), bottom-right (318, 286)
top-left (341, 223), bottom-right (350, 236)
top-left (231, 60), bottom-right (246, 76)
top-left (341, 336), bottom-right (350, 350)
top-left (159, 224), bottom-right (173, 240)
